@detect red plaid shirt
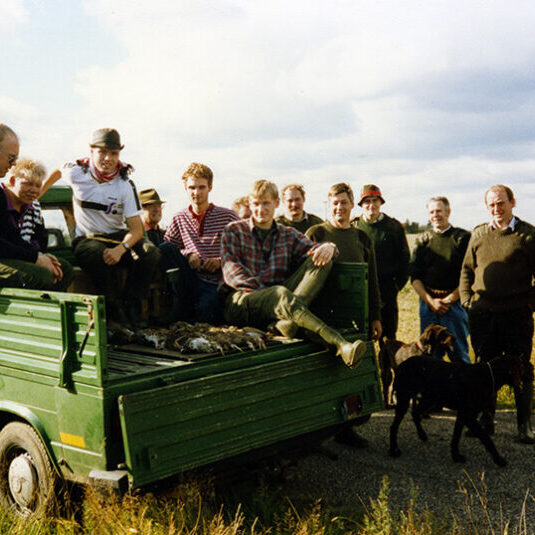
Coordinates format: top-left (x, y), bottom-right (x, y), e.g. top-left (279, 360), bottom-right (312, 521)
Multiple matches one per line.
top-left (221, 219), bottom-right (319, 291)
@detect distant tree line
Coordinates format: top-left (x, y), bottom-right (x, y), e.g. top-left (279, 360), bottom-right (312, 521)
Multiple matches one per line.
top-left (402, 219), bottom-right (431, 234)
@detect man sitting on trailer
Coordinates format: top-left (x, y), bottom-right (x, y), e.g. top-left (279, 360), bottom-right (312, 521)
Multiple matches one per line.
top-left (0, 157), bottom-right (73, 291)
top-left (220, 179), bottom-right (367, 369)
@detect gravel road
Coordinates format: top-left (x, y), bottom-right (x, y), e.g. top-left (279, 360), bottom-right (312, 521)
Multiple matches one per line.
top-left (284, 409), bottom-right (535, 530)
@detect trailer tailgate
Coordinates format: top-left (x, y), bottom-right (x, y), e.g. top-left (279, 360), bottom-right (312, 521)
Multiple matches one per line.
top-left (117, 343), bottom-right (382, 488)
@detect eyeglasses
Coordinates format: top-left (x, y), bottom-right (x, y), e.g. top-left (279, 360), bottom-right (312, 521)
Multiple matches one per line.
top-left (0, 150), bottom-right (18, 165)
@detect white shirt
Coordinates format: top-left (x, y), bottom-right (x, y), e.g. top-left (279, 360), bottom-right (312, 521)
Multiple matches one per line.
top-left (62, 162), bottom-right (142, 237)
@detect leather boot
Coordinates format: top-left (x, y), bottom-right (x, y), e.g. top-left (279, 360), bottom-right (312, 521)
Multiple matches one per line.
top-left (515, 383), bottom-right (535, 444)
top-left (294, 309), bottom-right (367, 369)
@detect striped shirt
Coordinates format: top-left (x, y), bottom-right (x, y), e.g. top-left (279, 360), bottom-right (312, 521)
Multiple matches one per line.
top-left (20, 201), bottom-right (45, 251)
top-left (221, 219), bottom-right (319, 292)
top-left (164, 204), bottom-right (239, 283)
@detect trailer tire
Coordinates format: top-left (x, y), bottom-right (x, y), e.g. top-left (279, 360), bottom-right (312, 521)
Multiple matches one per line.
top-left (0, 422), bottom-right (57, 516)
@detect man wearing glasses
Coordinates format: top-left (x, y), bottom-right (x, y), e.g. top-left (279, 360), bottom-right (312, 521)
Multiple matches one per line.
top-left (0, 127), bottom-right (73, 291)
top-left (0, 124), bottom-right (19, 178)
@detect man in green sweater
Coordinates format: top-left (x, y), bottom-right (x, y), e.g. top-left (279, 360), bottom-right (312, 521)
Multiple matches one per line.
top-left (352, 184), bottom-right (409, 339)
top-left (460, 185), bottom-right (535, 444)
top-left (410, 196), bottom-right (471, 363)
top-left (307, 182), bottom-right (382, 448)
top-left (276, 184), bottom-right (323, 234)
top-left (307, 183), bottom-right (382, 342)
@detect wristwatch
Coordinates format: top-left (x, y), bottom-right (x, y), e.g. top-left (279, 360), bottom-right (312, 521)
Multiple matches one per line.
top-left (122, 242), bottom-right (131, 250)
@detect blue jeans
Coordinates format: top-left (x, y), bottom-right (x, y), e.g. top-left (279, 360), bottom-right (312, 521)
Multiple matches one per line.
top-left (419, 299), bottom-right (471, 363)
top-left (159, 241), bottom-right (222, 324)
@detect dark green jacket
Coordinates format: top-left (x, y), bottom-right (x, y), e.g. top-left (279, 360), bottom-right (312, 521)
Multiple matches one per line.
top-left (352, 214), bottom-right (409, 300)
top-left (460, 218), bottom-right (535, 311)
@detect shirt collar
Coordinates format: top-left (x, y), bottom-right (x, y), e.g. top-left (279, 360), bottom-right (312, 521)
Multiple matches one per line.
top-left (250, 218), bottom-right (278, 235)
top-left (0, 183), bottom-right (30, 215)
top-left (433, 224), bottom-right (452, 234)
top-left (490, 216), bottom-right (517, 231)
top-left (144, 221), bottom-right (160, 232)
top-left (362, 212), bottom-right (384, 223)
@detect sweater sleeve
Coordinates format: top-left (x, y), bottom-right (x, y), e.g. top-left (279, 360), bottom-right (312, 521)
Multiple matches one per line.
top-left (459, 234), bottom-right (476, 306)
top-left (394, 221), bottom-right (410, 290)
top-left (366, 238), bottom-right (382, 322)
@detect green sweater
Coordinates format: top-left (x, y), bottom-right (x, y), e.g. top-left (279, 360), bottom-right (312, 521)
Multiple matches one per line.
top-left (306, 222), bottom-right (381, 321)
top-left (459, 218), bottom-right (535, 311)
top-left (410, 226), bottom-right (470, 291)
top-left (353, 213), bottom-right (410, 299)
top-left (275, 213), bottom-right (323, 234)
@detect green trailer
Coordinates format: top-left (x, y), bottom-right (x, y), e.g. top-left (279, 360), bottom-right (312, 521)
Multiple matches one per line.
top-left (0, 187), bottom-right (384, 515)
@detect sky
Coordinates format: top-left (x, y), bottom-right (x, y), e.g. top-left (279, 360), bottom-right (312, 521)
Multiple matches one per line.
top-left (2, 0), bottom-right (535, 228)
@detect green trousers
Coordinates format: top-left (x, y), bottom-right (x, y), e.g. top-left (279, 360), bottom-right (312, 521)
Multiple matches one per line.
top-left (0, 257), bottom-right (74, 292)
top-left (224, 257), bottom-right (333, 327)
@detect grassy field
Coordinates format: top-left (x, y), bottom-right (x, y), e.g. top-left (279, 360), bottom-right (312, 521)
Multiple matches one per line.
top-left (0, 285), bottom-right (526, 534)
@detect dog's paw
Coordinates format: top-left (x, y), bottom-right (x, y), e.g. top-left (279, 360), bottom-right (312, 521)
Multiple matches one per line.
top-left (452, 453), bottom-right (466, 463)
top-left (494, 455), bottom-right (507, 467)
top-left (388, 447), bottom-right (402, 458)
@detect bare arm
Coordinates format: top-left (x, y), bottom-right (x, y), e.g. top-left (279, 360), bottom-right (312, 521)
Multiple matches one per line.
top-left (102, 215), bottom-right (144, 265)
top-left (40, 169), bottom-right (62, 197)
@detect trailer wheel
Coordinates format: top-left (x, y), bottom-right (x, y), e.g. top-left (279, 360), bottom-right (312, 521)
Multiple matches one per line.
top-left (0, 422), bottom-right (57, 516)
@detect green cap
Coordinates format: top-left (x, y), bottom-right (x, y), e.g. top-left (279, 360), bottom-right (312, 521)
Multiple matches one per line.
top-left (90, 128), bottom-right (124, 150)
top-left (139, 188), bottom-right (165, 206)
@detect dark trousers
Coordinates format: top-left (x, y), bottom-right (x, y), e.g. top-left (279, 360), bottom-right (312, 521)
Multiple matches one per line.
top-left (159, 241), bottom-right (222, 324)
top-left (469, 306), bottom-right (534, 424)
top-left (73, 232), bottom-right (160, 307)
top-left (0, 257), bottom-right (74, 292)
top-left (380, 296), bottom-right (399, 340)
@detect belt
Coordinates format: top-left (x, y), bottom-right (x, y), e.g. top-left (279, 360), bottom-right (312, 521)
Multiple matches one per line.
top-left (425, 286), bottom-right (453, 298)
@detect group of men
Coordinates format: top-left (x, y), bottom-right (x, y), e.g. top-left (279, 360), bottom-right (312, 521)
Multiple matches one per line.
top-left (2, 122), bottom-right (535, 446)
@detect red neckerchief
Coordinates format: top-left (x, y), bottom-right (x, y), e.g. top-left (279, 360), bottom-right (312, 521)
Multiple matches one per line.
top-left (78, 157), bottom-right (129, 183)
top-left (189, 204), bottom-right (213, 235)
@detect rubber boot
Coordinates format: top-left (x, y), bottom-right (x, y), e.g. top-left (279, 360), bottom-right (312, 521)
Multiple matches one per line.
top-left (273, 319), bottom-right (299, 338)
top-left (515, 383), bottom-right (535, 444)
top-left (294, 309), bottom-right (367, 369)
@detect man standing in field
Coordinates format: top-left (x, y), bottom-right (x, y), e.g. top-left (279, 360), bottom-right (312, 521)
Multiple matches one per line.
top-left (410, 196), bottom-right (471, 363)
top-left (276, 184), bottom-right (323, 234)
top-left (221, 179), bottom-right (367, 368)
top-left (161, 163), bottom-right (239, 323)
top-left (460, 185), bottom-right (535, 443)
top-left (352, 184), bottom-right (409, 339)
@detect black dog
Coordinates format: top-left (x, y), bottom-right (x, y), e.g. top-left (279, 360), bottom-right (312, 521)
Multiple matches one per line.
top-left (378, 324), bottom-right (456, 407)
top-left (389, 354), bottom-right (524, 466)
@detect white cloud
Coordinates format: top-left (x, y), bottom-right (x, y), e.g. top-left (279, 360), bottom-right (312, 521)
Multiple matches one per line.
top-left (0, 0), bottom-right (27, 35)
top-left (5, 0), bottom-right (535, 229)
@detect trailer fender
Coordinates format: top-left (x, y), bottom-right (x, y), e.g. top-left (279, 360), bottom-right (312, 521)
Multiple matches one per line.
top-left (0, 401), bottom-right (60, 475)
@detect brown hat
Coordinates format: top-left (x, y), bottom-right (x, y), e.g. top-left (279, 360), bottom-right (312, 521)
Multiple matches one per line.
top-left (358, 184), bottom-right (385, 206)
top-left (90, 128), bottom-right (124, 150)
top-left (139, 188), bottom-right (165, 206)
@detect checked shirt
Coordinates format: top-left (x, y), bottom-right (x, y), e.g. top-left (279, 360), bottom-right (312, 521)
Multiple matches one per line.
top-left (221, 219), bottom-right (318, 292)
